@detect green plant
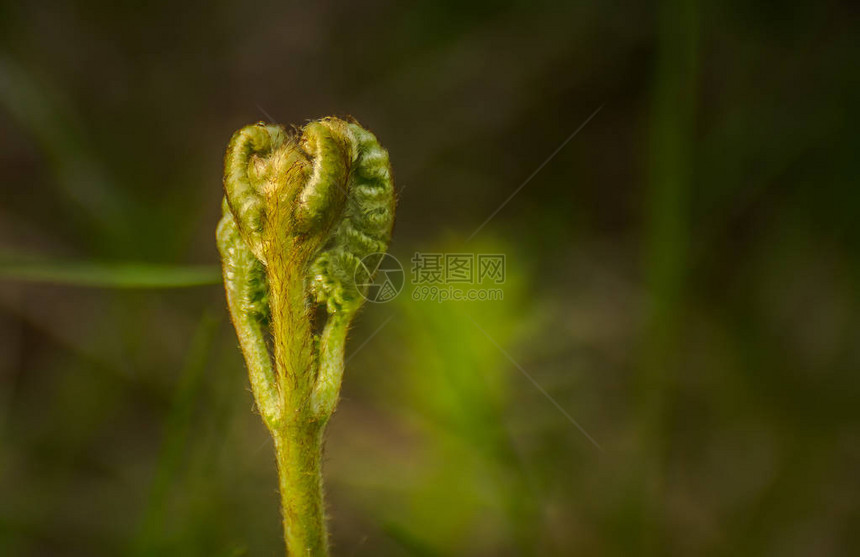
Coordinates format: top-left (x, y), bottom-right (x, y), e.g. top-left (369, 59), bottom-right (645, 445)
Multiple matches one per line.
top-left (216, 117), bottom-right (395, 555)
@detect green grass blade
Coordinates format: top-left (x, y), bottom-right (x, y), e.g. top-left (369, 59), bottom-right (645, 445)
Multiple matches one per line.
top-left (0, 258), bottom-right (222, 288)
top-left (131, 312), bottom-right (220, 555)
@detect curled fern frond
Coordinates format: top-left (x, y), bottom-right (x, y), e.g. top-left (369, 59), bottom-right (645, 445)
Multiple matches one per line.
top-left (221, 118), bottom-right (395, 315)
top-left (216, 116), bottom-right (395, 556)
top-left (306, 119), bottom-right (396, 314)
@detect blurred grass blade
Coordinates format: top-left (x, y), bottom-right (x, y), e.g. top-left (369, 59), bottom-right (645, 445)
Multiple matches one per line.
top-left (132, 312), bottom-right (219, 555)
top-left (0, 257), bottom-right (221, 288)
top-left (632, 0), bottom-right (701, 552)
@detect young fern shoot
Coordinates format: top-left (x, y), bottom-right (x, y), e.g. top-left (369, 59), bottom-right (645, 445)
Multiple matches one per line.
top-left (216, 117), bottom-right (395, 556)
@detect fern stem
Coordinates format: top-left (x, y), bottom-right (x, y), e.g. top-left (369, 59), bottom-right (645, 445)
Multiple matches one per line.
top-left (274, 423), bottom-right (328, 556)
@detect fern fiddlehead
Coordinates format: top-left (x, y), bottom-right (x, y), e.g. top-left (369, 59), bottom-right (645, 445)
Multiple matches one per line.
top-left (216, 117), bottom-right (395, 556)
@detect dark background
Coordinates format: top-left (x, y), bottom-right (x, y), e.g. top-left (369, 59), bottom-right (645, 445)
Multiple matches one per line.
top-left (1, 1), bottom-right (858, 555)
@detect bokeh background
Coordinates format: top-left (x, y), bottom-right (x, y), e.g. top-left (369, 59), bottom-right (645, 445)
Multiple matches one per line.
top-left (1, 1), bottom-right (858, 555)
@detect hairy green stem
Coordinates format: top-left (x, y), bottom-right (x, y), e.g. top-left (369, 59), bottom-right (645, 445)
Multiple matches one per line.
top-left (217, 117), bottom-right (395, 556)
top-left (274, 423), bottom-right (327, 555)
top-left (270, 260), bottom-right (317, 413)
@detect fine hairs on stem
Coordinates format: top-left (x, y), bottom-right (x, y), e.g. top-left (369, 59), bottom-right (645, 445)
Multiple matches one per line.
top-left (216, 117), bottom-right (396, 556)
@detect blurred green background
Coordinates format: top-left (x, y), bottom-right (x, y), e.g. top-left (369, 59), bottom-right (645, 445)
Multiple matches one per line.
top-left (1, 1), bottom-right (858, 555)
